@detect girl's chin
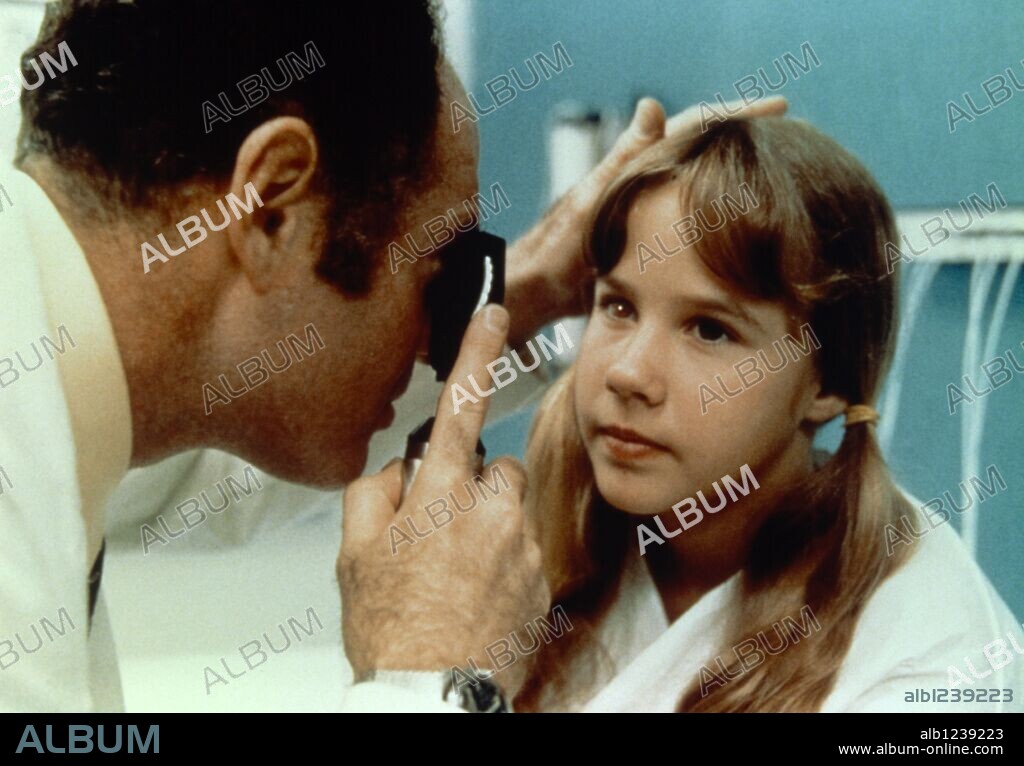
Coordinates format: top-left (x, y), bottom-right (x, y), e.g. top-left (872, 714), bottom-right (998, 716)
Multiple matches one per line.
top-left (593, 467), bottom-right (677, 517)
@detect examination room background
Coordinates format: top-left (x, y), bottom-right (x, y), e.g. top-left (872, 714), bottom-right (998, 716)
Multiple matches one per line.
top-left (0, 0), bottom-right (1021, 710)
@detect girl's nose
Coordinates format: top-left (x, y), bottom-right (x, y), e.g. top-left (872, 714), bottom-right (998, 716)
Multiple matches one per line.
top-left (604, 329), bottom-right (666, 406)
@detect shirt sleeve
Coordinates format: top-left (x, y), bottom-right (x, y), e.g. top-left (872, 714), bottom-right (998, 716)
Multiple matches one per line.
top-left (0, 372), bottom-right (95, 712)
top-left (830, 520), bottom-right (1024, 715)
top-left (0, 357), bottom-right (94, 711)
top-left (338, 681), bottom-right (466, 713)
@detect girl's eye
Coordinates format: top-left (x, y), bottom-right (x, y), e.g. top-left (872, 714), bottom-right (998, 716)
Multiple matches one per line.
top-left (691, 317), bottom-right (732, 344)
top-left (598, 295), bottom-right (634, 320)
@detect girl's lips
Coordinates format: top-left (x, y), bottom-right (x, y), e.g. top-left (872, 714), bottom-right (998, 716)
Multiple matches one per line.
top-left (596, 425), bottom-right (670, 462)
top-left (597, 424), bottom-right (669, 450)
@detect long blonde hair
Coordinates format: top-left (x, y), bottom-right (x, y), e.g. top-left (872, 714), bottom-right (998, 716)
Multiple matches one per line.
top-left (518, 117), bottom-right (921, 712)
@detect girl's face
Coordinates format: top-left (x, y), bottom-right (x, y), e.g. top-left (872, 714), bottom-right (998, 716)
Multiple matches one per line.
top-left (574, 181), bottom-right (842, 517)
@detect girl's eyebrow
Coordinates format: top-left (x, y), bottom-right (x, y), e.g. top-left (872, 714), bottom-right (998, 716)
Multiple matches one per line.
top-left (681, 295), bottom-right (766, 334)
top-left (599, 273), bottom-right (766, 334)
top-left (596, 274), bottom-right (634, 296)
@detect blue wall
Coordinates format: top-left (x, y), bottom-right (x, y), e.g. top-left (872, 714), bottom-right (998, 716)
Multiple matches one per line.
top-left (474, 0), bottom-right (1024, 617)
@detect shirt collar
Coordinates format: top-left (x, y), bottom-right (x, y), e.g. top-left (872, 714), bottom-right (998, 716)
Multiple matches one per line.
top-left (582, 549), bottom-right (743, 712)
top-left (14, 168), bottom-right (133, 561)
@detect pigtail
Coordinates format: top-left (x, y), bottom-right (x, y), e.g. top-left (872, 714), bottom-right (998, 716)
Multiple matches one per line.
top-left (516, 366), bottom-right (630, 711)
top-left (677, 418), bottom-right (920, 711)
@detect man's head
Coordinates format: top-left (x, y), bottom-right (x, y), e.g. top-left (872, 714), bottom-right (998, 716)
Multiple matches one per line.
top-left (17, 0), bottom-right (480, 487)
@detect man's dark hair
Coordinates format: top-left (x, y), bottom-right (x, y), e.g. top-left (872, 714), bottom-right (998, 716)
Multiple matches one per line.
top-left (18, 0), bottom-right (443, 293)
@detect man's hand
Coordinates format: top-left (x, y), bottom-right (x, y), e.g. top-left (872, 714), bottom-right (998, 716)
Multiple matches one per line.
top-left (504, 95), bottom-right (788, 347)
top-left (337, 305), bottom-right (550, 698)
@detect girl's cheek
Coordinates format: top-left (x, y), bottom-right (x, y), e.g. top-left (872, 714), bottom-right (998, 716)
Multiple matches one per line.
top-left (667, 347), bottom-right (748, 406)
top-left (578, 322), bottom-right (619, 373)
top-left (709, 366), bottom-right (806, 444)
top-left (764, 352), bottom-right (821, 417)
top-left (574, 327), bottom-right (610, 405)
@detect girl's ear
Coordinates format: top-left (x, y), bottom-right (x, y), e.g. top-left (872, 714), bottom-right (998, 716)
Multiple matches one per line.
top-left (805, 390), bottom-right (848, 425)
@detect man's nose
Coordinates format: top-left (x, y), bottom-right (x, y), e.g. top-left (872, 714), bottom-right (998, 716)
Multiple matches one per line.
top-left (604, 327), bottom-right (667, 406)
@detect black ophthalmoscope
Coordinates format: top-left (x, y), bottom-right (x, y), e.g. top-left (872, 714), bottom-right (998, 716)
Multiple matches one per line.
top-left (399, 227), bottom-right (506, 500)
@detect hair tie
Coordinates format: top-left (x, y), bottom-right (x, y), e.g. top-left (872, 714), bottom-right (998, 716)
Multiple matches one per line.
top-left (844, 404), bottom-right (879, 427)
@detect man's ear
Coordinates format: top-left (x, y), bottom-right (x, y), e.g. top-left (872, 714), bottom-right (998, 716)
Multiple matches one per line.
top-left (805, 388), bottom-right (848, 425)
top-left (227, 117), bottom-right (320, 293)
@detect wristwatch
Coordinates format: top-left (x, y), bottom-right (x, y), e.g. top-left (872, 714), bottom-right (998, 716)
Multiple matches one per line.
top-left (367, 668), bottom-right (512, 713)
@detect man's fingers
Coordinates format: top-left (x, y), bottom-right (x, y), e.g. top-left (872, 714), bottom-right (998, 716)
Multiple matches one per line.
top-left (573, 95), bottom-right (787, 210)
top-left (341, 459), bottom-right (403, 554)
top-left (424, 305), bottom-right (509, 477)
top-left (728, 94), bottom-right (788, 119)
top-left (664, 102), bottom-right (703, 136)
top-left (602, 96), bottom-right (666, 169)
top-left (478, 456), bottom-right (528, 501)
top-left (665, 95), bottom-right (788, 135)
top-left (579, 97), bottom-right (665, 197)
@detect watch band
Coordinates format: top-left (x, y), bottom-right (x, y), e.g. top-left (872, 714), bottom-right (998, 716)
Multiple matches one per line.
top-left (365, 667), bottom-right (511, 713)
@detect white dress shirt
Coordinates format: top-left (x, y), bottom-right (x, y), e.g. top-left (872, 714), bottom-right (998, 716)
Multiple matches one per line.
top-left (0, 167), bottom-right (133, 712)
top-left (0, 161), bottom-right (553, 712)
